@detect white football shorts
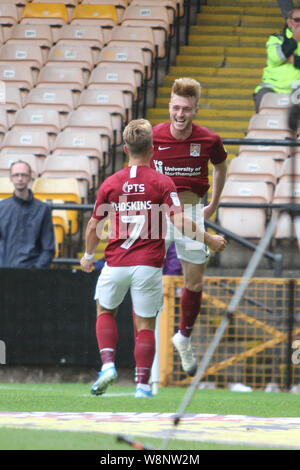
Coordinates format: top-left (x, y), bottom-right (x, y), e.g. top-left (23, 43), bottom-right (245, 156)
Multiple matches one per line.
top-left (166, 203), bottom-right (210, 265)
top-left (94, 264), bottom-right (163, 318)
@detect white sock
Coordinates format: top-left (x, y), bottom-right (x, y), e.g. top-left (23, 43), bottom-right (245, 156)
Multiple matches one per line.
top-left (137, 383), bottom-right (151, 391)
top-left (102, 362), bottom-right (114, 371)
top-left (176, 330), bottom-right (190, 344)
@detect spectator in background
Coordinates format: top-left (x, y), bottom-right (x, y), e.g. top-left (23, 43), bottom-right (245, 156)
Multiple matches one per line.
top-left (0, 160), bottom-right (55, 268)
top-left (253, 7), bottom-right (300, 112)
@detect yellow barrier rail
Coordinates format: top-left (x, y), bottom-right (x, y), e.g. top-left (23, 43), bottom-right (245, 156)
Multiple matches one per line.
top-left (159, 276), bottom-right (300, 391)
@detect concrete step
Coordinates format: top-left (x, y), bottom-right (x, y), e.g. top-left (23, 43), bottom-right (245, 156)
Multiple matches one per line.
top-left (175, 55), bottom-right (266, 68)
top-left (163, 73), bottom-right (259, 88)
top-left (169, 65), bottom-right (262, 78)
top-left (196, 13), bottom-right (283, 27)
top-left (179, 45), bottom-right (265, 58)
top-left (200, 5), bottom-right (281, 16)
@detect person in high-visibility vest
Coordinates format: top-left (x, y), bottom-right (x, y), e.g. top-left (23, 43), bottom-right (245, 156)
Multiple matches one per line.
top-left (253, 7), bottom-right (300, 113)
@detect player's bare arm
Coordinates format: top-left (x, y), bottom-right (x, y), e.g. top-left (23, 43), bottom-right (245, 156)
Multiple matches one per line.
top-left (203, 160), bottom-right (227, 220)
top-left (170, 211), bottom-right (227, 252)
top-left (80, 217), bottom-right (103, 273)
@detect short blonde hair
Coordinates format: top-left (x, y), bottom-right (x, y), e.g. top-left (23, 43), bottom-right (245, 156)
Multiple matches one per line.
top-left (123, 119), bottom-right (153, 155)
top-left (171, 77), bottom-right (201, 105)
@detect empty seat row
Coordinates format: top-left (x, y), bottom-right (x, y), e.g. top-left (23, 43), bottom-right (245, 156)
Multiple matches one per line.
top-left (218, 178), bottom-right (300, 240)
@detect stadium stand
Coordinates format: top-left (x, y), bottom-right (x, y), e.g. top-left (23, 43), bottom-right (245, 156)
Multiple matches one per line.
top-left (218, 180), bottom-right (271, 239)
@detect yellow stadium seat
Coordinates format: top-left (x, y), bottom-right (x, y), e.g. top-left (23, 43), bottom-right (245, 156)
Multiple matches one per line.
top-left (40, 154), bottom-right (93, 203)
top-left (21, 3), bottom-right (68, 25)
top-left (0, 177), bottom-right (14, 199)
top-left (71, 4), bottom-right (118, 27)
top-left (32, 177), bottom-right (81, 234)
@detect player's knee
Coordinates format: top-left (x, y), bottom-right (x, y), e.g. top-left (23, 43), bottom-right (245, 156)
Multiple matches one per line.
top-left (185, 279), bottom-right (203, 292)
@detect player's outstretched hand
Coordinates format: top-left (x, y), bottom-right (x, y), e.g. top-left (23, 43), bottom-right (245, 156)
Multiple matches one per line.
top-left (206, 234), bottom-right (227, 252)
top-left (80, 257), bottom-right (94, 273)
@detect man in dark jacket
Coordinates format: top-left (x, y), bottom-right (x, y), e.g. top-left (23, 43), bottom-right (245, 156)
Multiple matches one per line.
top-left (0, 160), bottom-right (55, 268)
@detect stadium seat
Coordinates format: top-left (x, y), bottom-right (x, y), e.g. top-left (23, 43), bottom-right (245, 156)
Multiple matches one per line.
top-left (272, 180), bottom-right (300, 239)
top-left (40, 154), bottom-right (93, 203)
top-left (237, 146), bottom-right (290, 178)
top-left (227, 155), bottom-right (277, 200)
top-left (70, 4), bottom-right (119, 27)
top-left (278, 155), bottom-right (300, 183)
top-left (80, 0), bottom-right (127, 23)
top-left (88, 65), bottom-right (138, 108)
top-left (1, 128), bottom-right (51, 156)
top-left (0, 43), bottom-right (48, 71)
top-left (11, 107), bottom-right (62, 138)
top-left (54, 24), bottom-right (105, 51)
top-left (4, 24), bottom-right (54, 49)
top-left (96, 45), bottom-right (147, 86)
top-left (0, 177), bottom-right (14, 199)
top-left (64, 108), bottom-right (114, 156)
top-left (130, 0), bottom-right (177, 37)
top-left (0, 86), bottom-right (24, 114)
top-left (258, 92), bottom-right (291, 115)
top-left (78, 88), bottom-right (129, 144)
top-left (50, 200), bottom-right (70, 257)
top-left (0, 62), bottom-right (36, 92)
top-left (36, 64), bottom-right (87, 93)
top-left (46, 44), bottom-right (96, 73)
top-left (0, 152), bottom-right (40, 179)
top-left (52, 129), bottom-right (104, 184)
top-left (21, 3), bottom-right (69, 26)
top-left (218, 180), bottom-right (271, 238)
top-left (0, 108), bottom-right (9, 135)
top-left (246, 114), bottom-right (293, 139)
top-left (24, 87), bottom-right (76, 115)
top-left (121, 4), bottom-right (171, 59)
top-left (32, 177), bottom-right (81, 234)
top-left (0, 4), bottom-right (19, 26)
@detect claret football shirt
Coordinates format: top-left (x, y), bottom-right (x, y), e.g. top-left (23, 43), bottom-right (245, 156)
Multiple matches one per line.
top-left (92, 165), bottom-right (182, 267)
top-left (151, 122), bottom-right (227, 197)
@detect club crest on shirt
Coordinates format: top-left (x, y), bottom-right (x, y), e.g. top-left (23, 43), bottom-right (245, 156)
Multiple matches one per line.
top-left (190, 144), bottom-right (201, 157)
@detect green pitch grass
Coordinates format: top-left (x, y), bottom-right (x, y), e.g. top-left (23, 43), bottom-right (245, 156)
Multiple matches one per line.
top-left (0, 382), bottom-right (299, 450)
